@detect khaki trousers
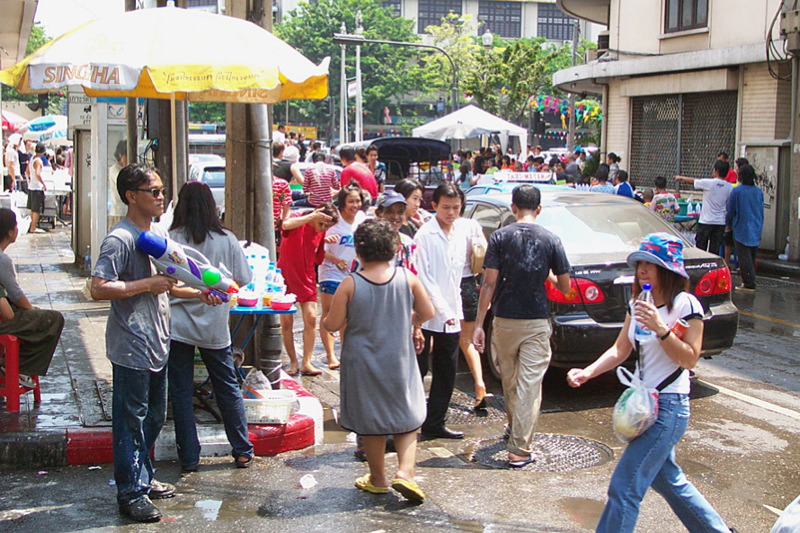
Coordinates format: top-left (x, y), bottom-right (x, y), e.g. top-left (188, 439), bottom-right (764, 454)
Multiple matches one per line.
top-left (492, 317), bottom-right (552, 456)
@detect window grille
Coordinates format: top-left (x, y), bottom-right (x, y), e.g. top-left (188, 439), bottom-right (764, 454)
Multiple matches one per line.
top-left (537, 3), bottom-right (574, 41)
top-left (665, 0), bottom-right (708, 33)
top-left (418, 0), bottom-right (462, 33)
top-left (478, 1), bottom-right (522, 39)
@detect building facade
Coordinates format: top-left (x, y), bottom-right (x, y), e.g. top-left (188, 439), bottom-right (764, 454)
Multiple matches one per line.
top-left (554, 0), bottom-right (791, 251)
top-left (278, 0), bottom-right (601, 43)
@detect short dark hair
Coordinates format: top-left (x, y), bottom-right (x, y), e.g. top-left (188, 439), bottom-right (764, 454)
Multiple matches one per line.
top-left (307, 202), bottom-right (339, 226)
top-left (367, 144), bottom-right (379, 154)
top-left (595, 163), bottom-right (610, 183)
top-left (35, 142), bottom-right (46, 154)
top-left (717, 151), bottom-right (729, 160)
top-left (713, 160), bottom-right (730, 178)
top-left (354, 219), bottom-right (397, 263)
top-left (394, 178), bottom-right (424, 199)
top-left (117, 164), bottom-right (158, 205)
top-left (511, 184), bottom-right (541, 211)
top-left (114, 140), bottom-right (127, 162)
top-left (272, 141), bottom-right (284, 159)
top-left (0, 208), bottom-right (17, 239)
top-left (337, 182), bottom-right (363, 207)
top-left (737, 164), bottom-right (756, 186)
top-left (735, 157), bottom-right (749, 168)
top-left (615, 170), bottom-right (629, 182)
top-left (170, 181), bottom-right (226, 244)
top-left (311, 151), bottom-right (326, 163)
top-left (432, 182), bottom-right (461, 205)
top-left (338, 145), bottom-right (355, 162)
top-left (654, 176), bottom-right (667, 189)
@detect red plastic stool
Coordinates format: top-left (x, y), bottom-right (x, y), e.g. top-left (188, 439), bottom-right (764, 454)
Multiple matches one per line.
top-left (0, 334), bottom-right (41, 413)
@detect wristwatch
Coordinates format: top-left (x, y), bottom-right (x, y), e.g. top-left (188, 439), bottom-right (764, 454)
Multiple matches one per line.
top-left (658, 330), bottom-right (671, 341)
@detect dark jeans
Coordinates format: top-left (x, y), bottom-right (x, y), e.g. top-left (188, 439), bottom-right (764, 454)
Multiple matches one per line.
top-left (168, 341), bottom-right (253, 469)
top-left (695, 223), bottom-right (725, 256)
top-left (734, 241), bottom-right (758, 289)
top-left (417, 330), bottom-right (460, 430)
top-left (112, 363), bottom-right (167, 505)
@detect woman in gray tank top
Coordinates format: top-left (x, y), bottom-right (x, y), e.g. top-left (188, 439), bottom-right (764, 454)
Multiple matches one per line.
top-left (323, 219), bottom-right (434, 501)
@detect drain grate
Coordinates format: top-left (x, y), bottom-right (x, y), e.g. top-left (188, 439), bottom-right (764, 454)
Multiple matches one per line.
top-left (470, 434), bottom-right (614, 472)
top-left (445, 390), bottom-right (507, 425)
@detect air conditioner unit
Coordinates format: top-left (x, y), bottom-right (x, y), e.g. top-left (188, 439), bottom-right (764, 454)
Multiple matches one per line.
top-left (597, 31), bottom-right (610, 58)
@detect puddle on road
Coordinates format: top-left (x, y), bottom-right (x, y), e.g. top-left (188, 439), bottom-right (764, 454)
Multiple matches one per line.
top-left (195, 499), bottom-right (222, 521)
top-left (322, 405), bottom-right (352, 445)
top-left (559, 497), bottom-right (603, 530)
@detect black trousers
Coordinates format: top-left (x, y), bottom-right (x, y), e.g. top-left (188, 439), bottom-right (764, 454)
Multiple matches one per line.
top-left (734, 241), bottom-right (758, 289)
top-left (695, 223), bottom-right (725, 256)
top-left (417, 329), bottom-right (459, 431)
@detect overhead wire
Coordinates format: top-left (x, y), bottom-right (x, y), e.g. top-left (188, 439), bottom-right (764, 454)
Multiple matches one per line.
top-left (767, 0), bottom-right (793, 81)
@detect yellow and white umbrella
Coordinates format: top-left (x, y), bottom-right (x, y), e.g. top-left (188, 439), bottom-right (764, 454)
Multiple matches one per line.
top-left (0, 3), bottom-right (329, 103)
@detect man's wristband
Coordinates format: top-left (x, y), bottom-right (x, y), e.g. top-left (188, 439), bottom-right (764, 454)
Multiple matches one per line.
top-left (658, 330), bottom-right (671, 341)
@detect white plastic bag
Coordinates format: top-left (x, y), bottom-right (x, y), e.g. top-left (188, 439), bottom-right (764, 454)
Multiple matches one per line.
top-left (612, 366), bottom-right (660, 443)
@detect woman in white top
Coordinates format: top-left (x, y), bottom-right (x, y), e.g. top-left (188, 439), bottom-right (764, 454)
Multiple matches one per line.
top-left (567, 233), bottom-right (733, 533)
top-left (318, 183), bottom-right (366, 370)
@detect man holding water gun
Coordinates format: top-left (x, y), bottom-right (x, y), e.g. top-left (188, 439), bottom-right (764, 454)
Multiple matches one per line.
top-left (91, 164), bottom-right (219, 523)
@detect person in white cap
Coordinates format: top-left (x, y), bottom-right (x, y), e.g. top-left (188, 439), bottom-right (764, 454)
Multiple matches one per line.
top-left (3, 133), bottom-right (22, 192)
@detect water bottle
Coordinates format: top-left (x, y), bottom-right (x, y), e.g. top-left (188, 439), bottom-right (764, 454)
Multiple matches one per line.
top-left (83, 245), bottom-right (91, 272)
top-left (634, 283), bottom-right (655, 342)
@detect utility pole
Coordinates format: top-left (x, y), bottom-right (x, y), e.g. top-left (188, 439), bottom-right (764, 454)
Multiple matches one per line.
top-left (354, 10), bottom-right (363, 143)
top-left (125, 0), bottom-right (137, 166)
top-left (339, 22), bottom-right (348, 144)
top-left (783, 4), bottom-right (800, 261)
top-left (567, 18), bottom-right (579, 153)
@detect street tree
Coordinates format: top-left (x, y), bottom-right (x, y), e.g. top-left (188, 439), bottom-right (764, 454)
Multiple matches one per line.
top-left (2, 23), bottom-right (64, 114)
top-left (274, 0), bottom-right (423, 138)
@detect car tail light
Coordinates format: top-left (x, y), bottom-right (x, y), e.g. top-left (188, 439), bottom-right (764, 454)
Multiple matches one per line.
top-left (546, 277), bottom-right (606, 304)
top-left (694, 267), bottom-right (732, 296)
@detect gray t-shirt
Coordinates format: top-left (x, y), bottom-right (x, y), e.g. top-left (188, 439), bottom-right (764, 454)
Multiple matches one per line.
top-left (168, 228), bottom-right (252, 349)
top-left (92, 218), bottom-right (170, 371)
top-left (0, 249), bottom-right (25, 303)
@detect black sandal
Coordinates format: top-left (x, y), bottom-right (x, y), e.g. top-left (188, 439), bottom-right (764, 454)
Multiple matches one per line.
top-left (235, 455), bottom-right (254, 468)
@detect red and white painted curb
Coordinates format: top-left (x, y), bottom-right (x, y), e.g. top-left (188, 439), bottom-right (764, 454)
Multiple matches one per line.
top-left (64, 374), bottom-right (322, 466)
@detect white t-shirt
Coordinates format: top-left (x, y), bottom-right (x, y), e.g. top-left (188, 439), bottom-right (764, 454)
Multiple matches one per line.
top-left (693, 178), bottom-right (732, 225)
top-left (4, 145), bottom-right (20, 177)
top-left (626, 291), bottom-right (704, 394)
top-left (319, 211), bottom-right (366, 283)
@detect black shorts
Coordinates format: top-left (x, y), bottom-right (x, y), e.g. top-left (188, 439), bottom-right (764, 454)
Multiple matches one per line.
top-left (27, 190), bottom-right (45, 214)
top-left (3, 175), bottom-right (12, 192)
top-left (460, 275), bottom-right (479, 322)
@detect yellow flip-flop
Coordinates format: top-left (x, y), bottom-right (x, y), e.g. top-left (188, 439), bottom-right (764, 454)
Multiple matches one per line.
top-left (355, 474), bottom-right (389, 494)
top-left (391, 477), bottom-right (425, 501)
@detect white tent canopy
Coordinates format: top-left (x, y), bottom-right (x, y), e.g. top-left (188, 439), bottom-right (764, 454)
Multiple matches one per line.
top-left (411, 104), bottom-right (528, 154)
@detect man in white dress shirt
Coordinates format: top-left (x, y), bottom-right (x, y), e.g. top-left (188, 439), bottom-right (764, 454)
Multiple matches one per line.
top-left (414, 183), bottom-right (470, 439)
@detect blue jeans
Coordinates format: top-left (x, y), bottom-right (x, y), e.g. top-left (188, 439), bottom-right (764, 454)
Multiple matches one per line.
top-left (112, 363), bottom-right (167, 505)
top-left (168, 341), bottom-right (253, 469)
top-left (596, 394), bottom-right (729, 533)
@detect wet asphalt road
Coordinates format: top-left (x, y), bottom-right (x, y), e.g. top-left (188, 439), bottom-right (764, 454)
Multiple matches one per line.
top-left (1, 275), bottom-right (798, 532)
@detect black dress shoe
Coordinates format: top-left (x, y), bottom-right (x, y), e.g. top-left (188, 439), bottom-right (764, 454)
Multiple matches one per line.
top-left (422, 426), bottom-right (464, 439)
top-left (119, 496), bottom-right (162, 522)
top-left (149, 479), bottom-right (176, 500)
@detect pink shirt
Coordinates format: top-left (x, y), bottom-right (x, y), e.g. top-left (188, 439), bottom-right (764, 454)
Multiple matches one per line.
top-left (341, 162), bottom-right (378, 198)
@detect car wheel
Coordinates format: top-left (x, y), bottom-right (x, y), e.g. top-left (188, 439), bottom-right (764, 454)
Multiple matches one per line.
top-left (481, 317), bottom-right (502, 381)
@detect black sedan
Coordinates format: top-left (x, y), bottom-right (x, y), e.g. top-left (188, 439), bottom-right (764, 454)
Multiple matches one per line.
top-left (465, 189), bottom-right (738, 377)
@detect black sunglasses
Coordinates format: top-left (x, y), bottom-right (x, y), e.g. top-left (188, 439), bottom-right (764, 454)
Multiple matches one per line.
top-left (133, 187), bottom-right (167, 198)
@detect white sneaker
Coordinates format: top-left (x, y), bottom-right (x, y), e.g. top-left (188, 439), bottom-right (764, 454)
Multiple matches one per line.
top-left (19, 374), bottom-right (35, 388)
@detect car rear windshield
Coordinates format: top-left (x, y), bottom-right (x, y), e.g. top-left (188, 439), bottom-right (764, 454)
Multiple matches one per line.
top-left (201, 169), bottom-right (225, 188)
top-left (536, 204), bottom-right (683, 257)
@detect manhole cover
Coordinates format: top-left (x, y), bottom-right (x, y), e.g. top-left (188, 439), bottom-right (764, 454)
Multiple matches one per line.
top-left (471, 435), bottom-right (613, 472)
top-left (446, 390), bottom-right (507, 425)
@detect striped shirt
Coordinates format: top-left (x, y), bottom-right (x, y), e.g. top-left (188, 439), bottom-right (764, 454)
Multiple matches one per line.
top-left (273, 177), bottom-right (292, 226)
top-left (303, 164), bottom-right (340, 207)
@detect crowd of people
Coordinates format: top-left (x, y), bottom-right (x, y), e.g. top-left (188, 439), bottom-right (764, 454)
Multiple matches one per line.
top-left (0, 124), bottom-right (755, 531)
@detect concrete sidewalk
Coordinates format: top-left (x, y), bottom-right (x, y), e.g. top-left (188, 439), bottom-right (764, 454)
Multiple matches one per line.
top-left (0, 229), bottom-right (321, 470)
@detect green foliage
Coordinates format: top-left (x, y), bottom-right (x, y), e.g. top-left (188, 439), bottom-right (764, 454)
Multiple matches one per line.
top-left (275, 0), bottom-right (423, 134)
top-left (188, 102), bottom-right (225, 124)
top-left (2, 23), bottom-right (51, 103)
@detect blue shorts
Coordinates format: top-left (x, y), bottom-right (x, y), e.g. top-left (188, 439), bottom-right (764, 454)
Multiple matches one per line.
top-left (319, 280), bottom-right (341, 295)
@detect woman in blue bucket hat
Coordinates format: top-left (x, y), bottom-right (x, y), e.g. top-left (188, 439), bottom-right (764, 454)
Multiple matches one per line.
top-left (566, 233), bottom-right (736, 533)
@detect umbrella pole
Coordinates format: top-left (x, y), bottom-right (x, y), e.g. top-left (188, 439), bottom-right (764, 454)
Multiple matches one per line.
top-left (170, 93), bottom-right (178, 198)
